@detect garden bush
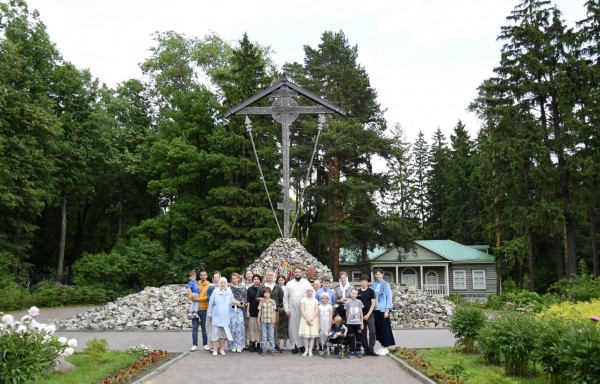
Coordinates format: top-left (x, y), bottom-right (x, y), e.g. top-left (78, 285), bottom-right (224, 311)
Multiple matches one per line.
top-left (72, 238), bottom-right (170, 295)
top-left (549, 261), bottom-right (600, 302)
top-left (0, 280), bottom-right (33, 311)
top-left (534, 317), bottom-right (600, 384)
top-left (0, 307), bottom-right (76, 384)
top-left (449, 304), bottom-right (487, 353)
top-left (476, 309), bottom-right (539, 377)
top-left (541, 298), bottom-right (600, 322)
top-left (84, 337), bottom-right (109, 363)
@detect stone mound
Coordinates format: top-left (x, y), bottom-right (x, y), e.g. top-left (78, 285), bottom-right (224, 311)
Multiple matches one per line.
top-left (52, 283), bottom-right (454, 331)
top-left (247, 237), bottom-right (333, 281)
top-left (391, 285), bottom-right (454, 328)
top-left (52, 285), bottom-right (191, 331)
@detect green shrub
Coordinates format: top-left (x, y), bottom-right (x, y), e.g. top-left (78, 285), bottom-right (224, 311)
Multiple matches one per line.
top-left (0, 308), bottom-right (76, 384)
top-left (72, 238), bottom-right (170, 294)
top-left (0, 280), bottom-right (33, 311)
top-left (84, 337), bottom-right (109, 363)
top-left (29, 282), bottom-right (112, 308)
top-left (549, 261), bottom-right (600, 302)
top-left (476, 310), bottom-right (538, 377)
top-left (534, 317), bottom-right (600, 384)
top-left (449, 304), bottom-right (487, 353)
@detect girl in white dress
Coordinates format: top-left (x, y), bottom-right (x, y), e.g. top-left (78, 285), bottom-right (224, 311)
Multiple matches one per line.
top-left (318, 293), bottom-right (333, 355)
top-left (298, 287), bottom-right (319, 356)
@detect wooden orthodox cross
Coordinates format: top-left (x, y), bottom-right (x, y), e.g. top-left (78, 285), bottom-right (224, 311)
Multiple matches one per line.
top-left (219, 75), bottom-right (349, 238)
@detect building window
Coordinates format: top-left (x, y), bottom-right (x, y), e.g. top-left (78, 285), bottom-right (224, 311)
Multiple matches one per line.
top-left (453, 270), bottom-right (466, 290)
top-left (401, 268), bottom-right (417, 287)
top-left (425, 270), bottom-right (438, 285)
top-left (383, 271), bottom-right (394, 284)
top-left (473, 270), bottom-right (486, 290)
top-left (352, 272), bottom-right (362, 282)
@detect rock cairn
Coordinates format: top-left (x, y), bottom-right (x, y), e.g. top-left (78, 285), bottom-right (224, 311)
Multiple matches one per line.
top-left (52, 283), bottom-right (454, 331)
top-left (390, 285), bottom-right (454, 328)
top-left (52, 285), bottom-right (191, 331)
top-left (247, 238), bottom-right (333, 281)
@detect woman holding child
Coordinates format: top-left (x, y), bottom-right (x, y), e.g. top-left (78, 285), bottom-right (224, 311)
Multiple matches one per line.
top-left (228, 273), bottom-right (247, 353)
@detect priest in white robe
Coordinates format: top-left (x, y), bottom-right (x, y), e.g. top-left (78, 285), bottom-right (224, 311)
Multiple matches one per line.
top-left (284, 266), bottom-right (312, 353)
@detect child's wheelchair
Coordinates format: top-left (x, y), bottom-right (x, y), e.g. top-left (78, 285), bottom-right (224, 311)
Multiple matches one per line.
top-left (323, 332), bottom-right (347, 358)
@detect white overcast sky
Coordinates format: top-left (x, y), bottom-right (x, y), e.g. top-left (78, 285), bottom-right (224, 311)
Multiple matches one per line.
top-left (26, 0), bottom-right (587, 142)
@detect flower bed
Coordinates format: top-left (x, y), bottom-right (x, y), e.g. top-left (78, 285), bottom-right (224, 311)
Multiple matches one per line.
top-left (393, 347), bottom-right (463, 384)
top-left (93, 350), bottom-right (169, 384)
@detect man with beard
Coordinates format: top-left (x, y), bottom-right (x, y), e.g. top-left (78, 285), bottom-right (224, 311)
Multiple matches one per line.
top-left (283, 266), bottom-right (312, 354)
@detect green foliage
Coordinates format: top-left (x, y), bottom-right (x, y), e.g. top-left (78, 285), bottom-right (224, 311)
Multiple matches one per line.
top-left (477, 311), bottom-right (539, 377)
top-left (0, 281), bottom-right (32, 311)
top-left (84, 338), bottom-right (109, 363)
top-left (549, 261), bottom-right (600, 302)
top-left (534, 318), bottom-right (600, 384)
top-left (486, 289), bottom-right (558, 312)
top-left (38, 351), bottom-right (139, 384)
top-left (72, 238), bottom-right (170, 294)
top-left (0, 309), bottom-right (75, 384)
top-left (449, 304), bottom-right (487, 353)
top-left (126, 343), bottom-right (151, 358)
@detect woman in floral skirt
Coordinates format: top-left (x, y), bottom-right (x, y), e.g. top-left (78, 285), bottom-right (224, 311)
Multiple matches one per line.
top-left (228, 273), bottom-right (247, 353)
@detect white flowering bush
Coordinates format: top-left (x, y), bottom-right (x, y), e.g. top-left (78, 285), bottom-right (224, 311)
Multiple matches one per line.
top-left (127, 343), bottom-right (151, 358)
top-left (0, 306), bottom-right (77, 384)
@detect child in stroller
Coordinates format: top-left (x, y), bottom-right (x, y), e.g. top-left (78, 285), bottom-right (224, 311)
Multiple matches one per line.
top-left (324, 315), bottom-right (348, 358)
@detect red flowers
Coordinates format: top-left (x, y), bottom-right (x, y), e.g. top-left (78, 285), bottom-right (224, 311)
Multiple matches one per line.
top-left (394, 348), bottom-right (463, 384)
top-left (94, 350), bottom-right (168, 384)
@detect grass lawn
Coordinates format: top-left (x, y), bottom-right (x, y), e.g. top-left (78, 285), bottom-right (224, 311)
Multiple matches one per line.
top-left (395, 347), bottom-right (551, 384)
top-left (39, 351), bottom-right (139, 384)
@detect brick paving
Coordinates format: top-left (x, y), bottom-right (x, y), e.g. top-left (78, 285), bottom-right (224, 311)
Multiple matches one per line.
top-left (141, 349), bottom-right (423, 384)
top-left (10, 306), bottom-right (452, 383)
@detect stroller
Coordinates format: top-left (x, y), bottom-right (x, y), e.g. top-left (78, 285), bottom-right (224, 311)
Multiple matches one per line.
top-left (323, 325), bottom-right (348, 358)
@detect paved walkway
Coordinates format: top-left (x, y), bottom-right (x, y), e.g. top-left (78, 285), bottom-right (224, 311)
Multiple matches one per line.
top-left (10, 306), bottom-right (455, 384)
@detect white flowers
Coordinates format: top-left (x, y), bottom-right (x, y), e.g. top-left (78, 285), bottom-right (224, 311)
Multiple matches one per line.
top-left (0, 307), bottom-right (77, 360)
top-left (28, 306), bottom-right (40, 317)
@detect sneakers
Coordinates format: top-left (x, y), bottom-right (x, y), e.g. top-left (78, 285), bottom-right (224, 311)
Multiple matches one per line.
top-left (219, 349), bottom-right (226, 356)
top-left (377, 348), bottom-right (389, 356)
top-left (319, 351), bottom-right (324, 356)
top-left (308, 351), bottom-right (313, 357)
top-left (348, 352), bottom-right (355, 358)
top-left (212, 350), bottom-right (217, 356)
top-left (356, 351), bottom-right (363, 358)
top-left (271, 350), bottom-right (276, 356)
top-left (187, 313), bottom-right (194, 320)
top-left (190, 345), bottom-right (197, 351)
top-left (203, 345), bottom-right (211, 351)
top-left (260, 351), bottom-right (266, 356)
top-left (302, 351), bottom-right (308, 357)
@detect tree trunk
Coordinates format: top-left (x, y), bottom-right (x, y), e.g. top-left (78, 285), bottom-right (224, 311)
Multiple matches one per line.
top-left (328, 154), bottom-right (341, 279)
top-left (591, 208), bottom-right (599, 276)
top-left (564, 215), bottom-right (577, 276)
top-left (527, 233), bottom-right (534, 291)
top-left (117, 178), bottom-right (124, 236)
top-left (555, 234), bottom-right (564, 280)
top-left (56, 190), bottom-right (67, 285)
top-left (68, 201), bottom-right (91, 268)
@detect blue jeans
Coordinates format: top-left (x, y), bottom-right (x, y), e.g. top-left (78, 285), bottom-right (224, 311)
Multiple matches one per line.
top-left (192, 310), bottom-right (208, 346)
top-left (261, 322), bottom-right (275, 351)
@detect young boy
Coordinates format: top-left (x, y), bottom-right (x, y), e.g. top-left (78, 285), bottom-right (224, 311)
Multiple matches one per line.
top-left (257, 287), bottom-right (277, 356)
top-left (187, 271), bottom-right (200, 320)
top-left (344, 288), bottom-right (364, 358)
top-left (326, 315), bottom-right (348, 357)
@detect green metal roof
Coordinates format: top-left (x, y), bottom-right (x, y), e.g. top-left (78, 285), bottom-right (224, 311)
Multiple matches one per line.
top-left (415, 240), bottom-right (495, 263)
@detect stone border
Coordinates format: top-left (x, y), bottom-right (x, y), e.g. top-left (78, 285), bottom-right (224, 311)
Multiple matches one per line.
top-left (388, 352), bottom-right (437, 384)
top-left (132, 352), bottom-right (189, 384)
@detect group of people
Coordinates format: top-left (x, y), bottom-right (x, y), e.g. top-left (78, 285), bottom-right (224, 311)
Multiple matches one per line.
top-left (187, 266), bottom-right (396, 358)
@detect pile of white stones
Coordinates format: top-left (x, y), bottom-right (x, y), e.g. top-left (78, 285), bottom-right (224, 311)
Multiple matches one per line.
top-left (53, 285), bottom-right (192, 331)
top-left (247, 237), bottom-right (333, 281)
top-left (390, 285), bottom-right (454, 328)
top-left (53, 282), bottom-right (454, 331)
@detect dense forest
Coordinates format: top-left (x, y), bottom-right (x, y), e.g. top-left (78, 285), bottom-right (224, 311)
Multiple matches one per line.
top-left (1, 0), bottom-right (599, 293)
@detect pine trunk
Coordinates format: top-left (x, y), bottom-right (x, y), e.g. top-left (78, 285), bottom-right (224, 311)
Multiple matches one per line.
top-left (56, 190), bottom-right (67, 285)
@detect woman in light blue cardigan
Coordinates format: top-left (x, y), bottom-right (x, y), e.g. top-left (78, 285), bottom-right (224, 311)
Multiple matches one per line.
top-left (208, 277), bottom-right (242, 356)
top-left (371, 269), bottom-right (396, 355)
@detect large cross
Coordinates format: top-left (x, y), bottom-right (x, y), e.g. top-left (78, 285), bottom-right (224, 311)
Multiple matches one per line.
top-left (219, 75), bottom-right (349, 238)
